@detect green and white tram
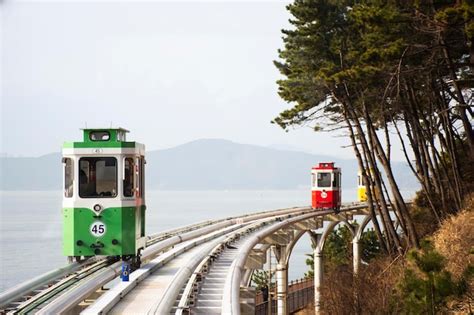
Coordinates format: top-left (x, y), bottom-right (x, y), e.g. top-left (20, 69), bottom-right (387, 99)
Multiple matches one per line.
top-left (62, 128), bottom-right (146, 265)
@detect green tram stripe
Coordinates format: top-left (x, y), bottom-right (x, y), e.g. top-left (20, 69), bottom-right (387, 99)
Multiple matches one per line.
top-left (63, 141), bottom-right (136, 149)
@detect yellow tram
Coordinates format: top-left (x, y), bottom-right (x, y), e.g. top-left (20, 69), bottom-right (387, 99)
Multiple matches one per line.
top-left (357, 170), bottom-right (368, 202)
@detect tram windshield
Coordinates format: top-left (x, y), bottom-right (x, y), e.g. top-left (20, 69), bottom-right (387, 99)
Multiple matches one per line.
top-left (317, 172), bottom-right (331, 187)
top-left (79, 157), bottom-right (117, 198)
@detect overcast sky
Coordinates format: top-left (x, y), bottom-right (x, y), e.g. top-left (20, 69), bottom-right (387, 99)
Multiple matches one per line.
top-left (1, 0), bottom-right (396, 160)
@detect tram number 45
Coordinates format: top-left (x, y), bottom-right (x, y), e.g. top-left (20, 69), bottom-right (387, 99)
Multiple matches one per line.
top-left (90, 221), bottom-right (107, 237)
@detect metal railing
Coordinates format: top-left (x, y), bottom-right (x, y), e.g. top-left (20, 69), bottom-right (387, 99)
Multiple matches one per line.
top-left (255, 277), bottom-right (314, 315)
top-left (223, 203), bottom-right (370, 314)
top-left (1, 206), bottom-right (309, 314)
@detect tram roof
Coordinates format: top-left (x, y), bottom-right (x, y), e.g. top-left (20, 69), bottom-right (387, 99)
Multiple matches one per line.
top-left (80, 127), bottom-right (130, 133)
top-left (62, 127), bottom-right (144, 150)
top-left (312, 162), bottom-right (339, 170)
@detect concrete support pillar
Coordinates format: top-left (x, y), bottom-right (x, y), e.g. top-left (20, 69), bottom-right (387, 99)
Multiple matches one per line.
top-left (352, 239), bottom-right (361, 275)
top-left (266, 247), bottom-right (271, 270)
top-left (266, 247), bottom-right (272, 315)
top-left (314, 250), bottom-right (323, 315)
top-left (276, 263), bottom-right (288, 315)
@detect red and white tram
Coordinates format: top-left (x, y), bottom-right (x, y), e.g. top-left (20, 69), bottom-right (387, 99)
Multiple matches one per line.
top-left (311, 162), bottom-right (341, 211)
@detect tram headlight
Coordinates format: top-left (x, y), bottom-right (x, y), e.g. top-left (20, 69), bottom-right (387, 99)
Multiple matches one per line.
top-left (93, 204), bottom-right (103, 212)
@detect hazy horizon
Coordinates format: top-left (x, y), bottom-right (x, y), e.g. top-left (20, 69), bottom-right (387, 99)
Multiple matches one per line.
top-left (0, 136), bottom-right (357, 159)
top-left (1, 1), bottom-right (413, 162)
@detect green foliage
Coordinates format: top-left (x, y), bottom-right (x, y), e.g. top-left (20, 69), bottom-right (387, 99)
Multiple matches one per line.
top-left (273, 0), bottom-right (350, 129)
top-left (273, 0), bottom-right (415, 129)
top-left (251, 269), bottom-right (274, 290)
top-left (408, 240), bottom-right (445, 274)
top-left (304, 224), bottom-right (381, 276)
top-left (435, 2), bottom-right (474, 36)
top-left (324, 225), bottom-right (354, 266)
top-left (304, 253), bottom-right (314, 278)
top-left (276, 0), bottom-right (474, 249)
top-left (360, 229), bottom-right (381, 261)
top-left (396, 241), bottom-right (472, 313)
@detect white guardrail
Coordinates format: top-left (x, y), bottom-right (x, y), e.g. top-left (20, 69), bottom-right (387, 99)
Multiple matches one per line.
top-left (221, 204), bottom-right (369, 314)
top-left (30, 206), bottom-right (312, 314)
top-left (0, 206), bottom-right (308, 312)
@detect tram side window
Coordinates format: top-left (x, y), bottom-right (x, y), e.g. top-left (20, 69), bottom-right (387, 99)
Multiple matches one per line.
top-left (132, 157), bottom-right (146, 198)
top-left (317, 172), bottom-right (331, 188)
top-left (362, 176), bottom-right (367, 186)
top-left (140, 157), bottom-right (145, 198)
top-left (79, 157), bottom-right (117, 198)
top-left (64, 158), bottom-right (74, 197)
top-left (333, 172), bottom-right (340, 188)
top-left (135, 157), bottom-right (143, 198)
top-left (123, 158), bottom-right (134, 197)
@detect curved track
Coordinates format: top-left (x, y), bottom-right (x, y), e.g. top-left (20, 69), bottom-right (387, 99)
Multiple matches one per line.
top-left (0, 206), bottom-right (309, 314)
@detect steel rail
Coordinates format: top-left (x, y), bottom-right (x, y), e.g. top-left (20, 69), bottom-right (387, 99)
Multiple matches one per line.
top-left (174, 224), bottom-right (253, 315)
top-left (0, 221), bottom-right (203, 313)
top-left (0, 259), bottom-right (97, 310)
top-left (170, 207), bottom-right (321, 315)
top-left (222, 204), bottom-right (369, 314)
top-left (0, 221), bottom-right (212, 311)
top-left (81, 222), bottom-right (252, 315)
top-left (0, 205), bottom-right (308, 313)
top-left (150, 221), bottom-right (273, 315)
top-left (10, 259), bottom-right (113, 315)
top-left (145, 205), bottom-right (308, 245)
top-left (38, 206), bottom-right (311, 314)
top-left (174, 242), bottom-right (228, 315)
top-left (147, 238), bottom-right (229, 315)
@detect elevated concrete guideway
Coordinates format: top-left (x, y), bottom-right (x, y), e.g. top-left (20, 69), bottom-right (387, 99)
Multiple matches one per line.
top-left (1, 202), bottom-right (396, 315)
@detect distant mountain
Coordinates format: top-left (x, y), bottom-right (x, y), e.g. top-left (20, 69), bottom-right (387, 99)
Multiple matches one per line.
top-left (266, 143), bottom-right (310, 153)
top-left (1, 153), bottom-right (61, 191)
top-left (0, 139), bottom-right (418, 191)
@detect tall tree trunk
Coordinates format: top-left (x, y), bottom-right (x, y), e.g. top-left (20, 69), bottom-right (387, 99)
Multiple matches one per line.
top-left (342, 99), bottom-right (402, 252)
top-left (342, 110), bottom-right (389, 253)
top-left (392, 118), bottom-right (441, 222)
top-left (362, 102), bottom-right (419, 248)
top-left (440, 39), bottom-right (474, 159)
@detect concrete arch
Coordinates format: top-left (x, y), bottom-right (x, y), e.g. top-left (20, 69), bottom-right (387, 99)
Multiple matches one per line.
top-left (281, 229), bottom-right (307, 266)
top-left (316, 219), bottom-right (355, 253)
top-left (354, 214), bottom-right (401, 242)
top-left (354, 214), bottom-right (373, 241)
top-left (269, 217), bottom-right (357, 267)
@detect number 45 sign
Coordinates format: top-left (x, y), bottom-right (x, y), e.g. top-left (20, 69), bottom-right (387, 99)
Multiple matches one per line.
top-left (90, 221), bottom-right (106, 237)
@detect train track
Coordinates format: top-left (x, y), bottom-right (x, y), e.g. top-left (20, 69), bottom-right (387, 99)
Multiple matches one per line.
top-left (80, 204), bottom-right (346, 314)
top-left (81, 221), bottom-right (261, 314)
top-left (4, 259), bottom-right (116, 315)
top-left (0, 206), bottom-right (310, 314)
top-left (1, 221), bottom-right (216, 314)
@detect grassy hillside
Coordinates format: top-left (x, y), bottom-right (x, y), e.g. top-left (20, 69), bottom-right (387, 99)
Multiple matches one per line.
top-left (316, 194), bottom-right (474, 314)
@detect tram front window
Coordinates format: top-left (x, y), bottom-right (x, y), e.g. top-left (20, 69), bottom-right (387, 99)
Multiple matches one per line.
top-left (79, 157), bottom-right (117, 198)
top-left (317, 172), bottom-right (331, 188)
